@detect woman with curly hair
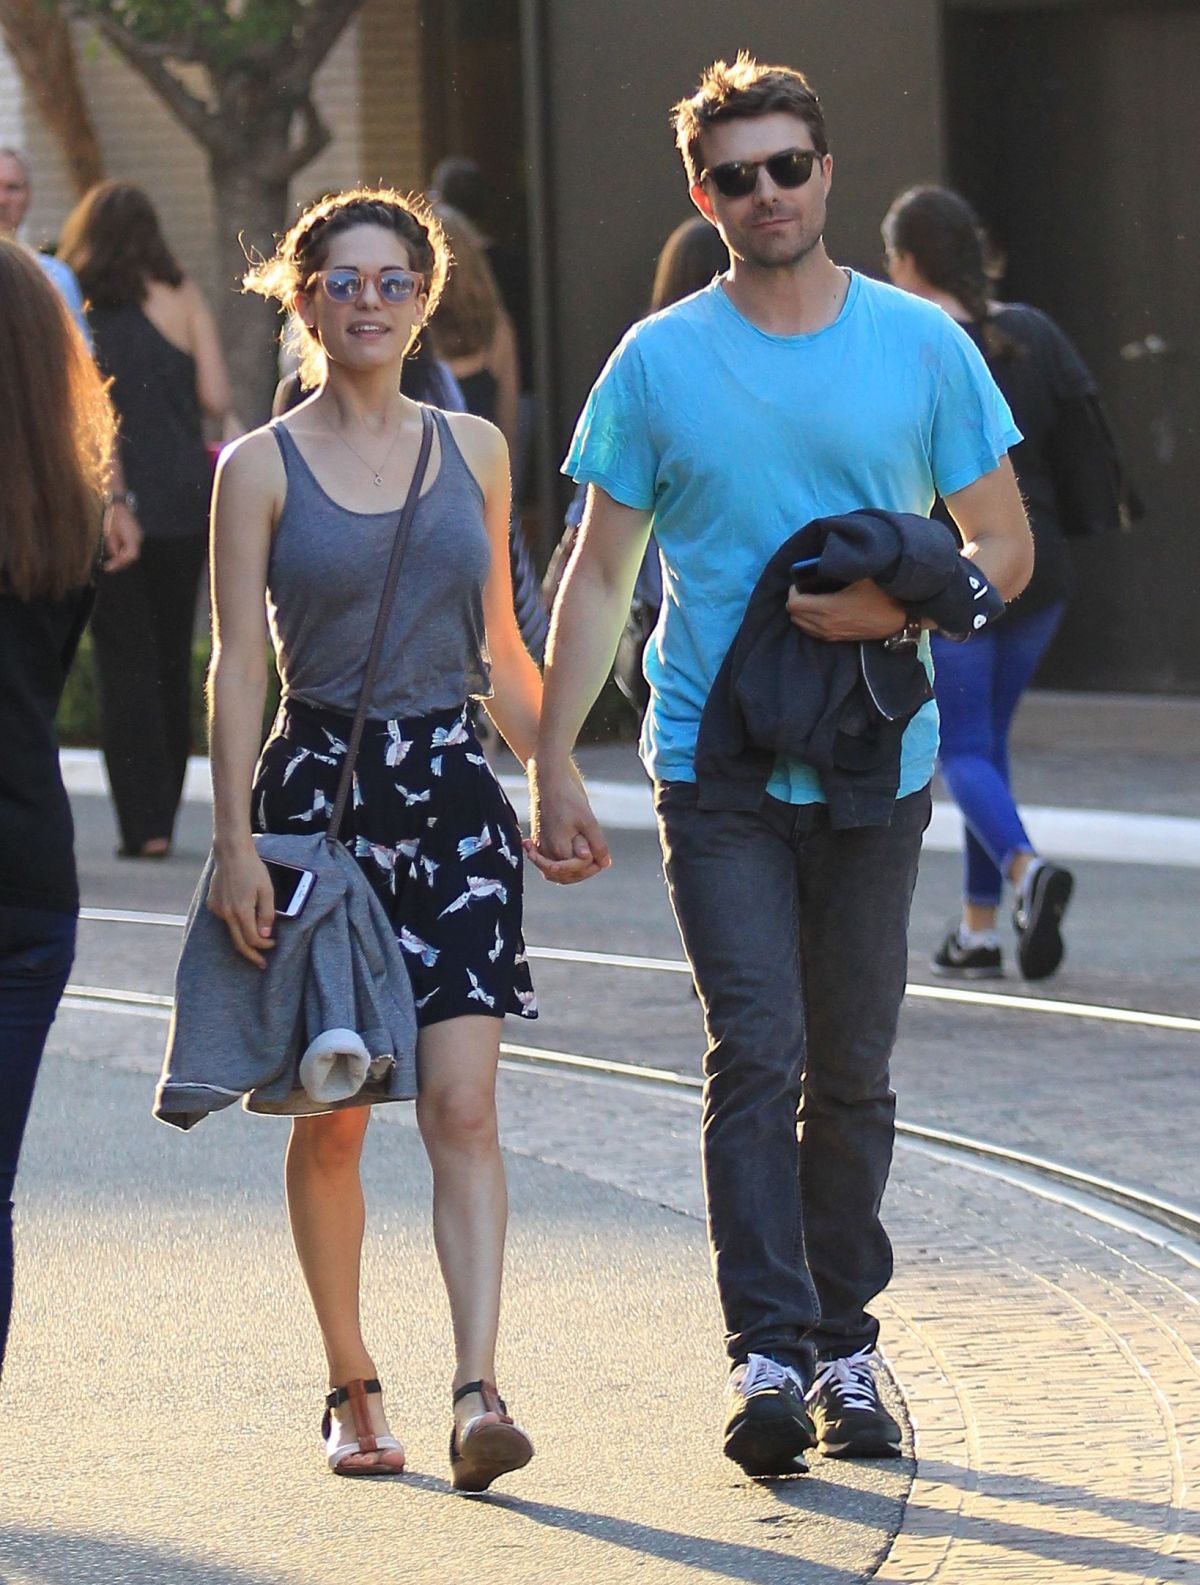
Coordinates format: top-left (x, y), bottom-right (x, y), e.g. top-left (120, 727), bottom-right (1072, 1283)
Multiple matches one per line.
top-left (203, 188), bottom-right (578, 1487)
top-left (59, 181), bottom-right (236, 859)
top-left (0, 239), bottom-right (123, 1373)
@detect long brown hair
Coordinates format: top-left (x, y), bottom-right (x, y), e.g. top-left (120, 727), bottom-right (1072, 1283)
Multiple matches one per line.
top-left (429, 203), bottom-right (501, 361)
top-left (59, 180), bottom-right (184, 308)
top-left (0, 240), bottom-right (115, 599)
top-left (649, 216), bottom-right (729, 314)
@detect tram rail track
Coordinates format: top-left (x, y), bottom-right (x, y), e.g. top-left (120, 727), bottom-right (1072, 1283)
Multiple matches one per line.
top-left (53, 951), bottom-right (1198, 1261)
top-left (78, 906), bottom-right (1200, 1036)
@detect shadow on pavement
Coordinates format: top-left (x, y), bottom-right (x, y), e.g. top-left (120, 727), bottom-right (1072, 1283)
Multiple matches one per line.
top-left (0, 1528), bottom-right (276, 1585)
top-left (398, 1472), bottom-right (876, 1582)
top-left (904, 1459), bottom-right (1200, 1574)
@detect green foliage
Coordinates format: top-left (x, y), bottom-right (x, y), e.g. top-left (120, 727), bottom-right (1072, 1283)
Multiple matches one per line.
top-left (72, 0), bottom-right (323, 68)
top-left (57, 630), bottom-right (281, 751)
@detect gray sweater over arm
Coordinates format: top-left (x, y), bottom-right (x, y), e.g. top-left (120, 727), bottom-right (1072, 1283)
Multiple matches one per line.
top-left (155, 832), bottom-right (417, 1130)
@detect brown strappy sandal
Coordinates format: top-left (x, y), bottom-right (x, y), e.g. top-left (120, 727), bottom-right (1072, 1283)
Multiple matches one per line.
top-left (449, 1379), bottom-right (534, 1492)
top-left (322, 1377), bottom-right (406, 1476)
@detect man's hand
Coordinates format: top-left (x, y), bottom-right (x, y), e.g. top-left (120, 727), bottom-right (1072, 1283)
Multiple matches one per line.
top-left (101, 502), bottom-right (142, 573)
top-left (786, 578), bottom-right (906, 642)
top-left (525, 758), bottom-right (612, 885)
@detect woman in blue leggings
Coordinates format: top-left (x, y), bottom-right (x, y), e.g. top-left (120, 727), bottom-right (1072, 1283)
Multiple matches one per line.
top-left (884, 186), bottom-right (1126, 980)
top-left (0, 241), bottom-right (127, 1371)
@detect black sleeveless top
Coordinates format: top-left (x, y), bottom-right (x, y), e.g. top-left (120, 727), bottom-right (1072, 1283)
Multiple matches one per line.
top-left (88, 302), bottom-right (212, 540)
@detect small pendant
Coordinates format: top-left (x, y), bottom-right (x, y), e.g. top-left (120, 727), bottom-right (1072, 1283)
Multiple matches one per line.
top-left (373, 473), bottom-right (383, 487)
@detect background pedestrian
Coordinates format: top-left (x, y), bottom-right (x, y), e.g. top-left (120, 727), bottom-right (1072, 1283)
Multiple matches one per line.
top-left (0, 239), bottom-right (118, 1373)
top-left (59, 181), bottom-right (237, 860)
top-left (883, 183), bottom-right (1125, 980)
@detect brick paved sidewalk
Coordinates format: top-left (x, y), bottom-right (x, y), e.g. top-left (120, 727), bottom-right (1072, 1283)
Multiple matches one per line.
top-left (489, 1062), bottom-right (1200, 1583)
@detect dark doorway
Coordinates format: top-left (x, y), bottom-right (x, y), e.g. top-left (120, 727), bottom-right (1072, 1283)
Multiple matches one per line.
top-left (421, 0), bottom-right (527, 251)
top-left (944, 1), bottom-right (1200, 693)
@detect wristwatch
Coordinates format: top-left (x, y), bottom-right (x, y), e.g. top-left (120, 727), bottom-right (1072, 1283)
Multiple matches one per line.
top-left (104, 490), bottom-right (138, 513)
top-left (882, 621), bottom-right (923, 653)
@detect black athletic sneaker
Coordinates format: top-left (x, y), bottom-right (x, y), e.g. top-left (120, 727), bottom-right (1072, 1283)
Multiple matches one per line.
top-left (931, 927), bottom-right (1003, 979)
top-left (1013, 862), bottom-right (1074, 980)
top-left (724, 1354), bottom-right (815, 1477)
top-left (806, 1351), bottom-right (902, 1459)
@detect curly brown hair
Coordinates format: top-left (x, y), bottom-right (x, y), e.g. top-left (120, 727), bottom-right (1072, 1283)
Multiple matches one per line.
top-left (673, 52), bottom-right (828, 187)
top-left (59, 181), bottom-right (184, 308)
top-left (245, 187), bottom-right (450, 390)
top-left (0, 240), bottom-right (115, 599)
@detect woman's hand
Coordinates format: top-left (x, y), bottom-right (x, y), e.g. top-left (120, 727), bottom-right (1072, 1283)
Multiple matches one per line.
top-left (207, 843), bottom-right (276, 969)
top-left (101, 502), bottom-right (142, 572)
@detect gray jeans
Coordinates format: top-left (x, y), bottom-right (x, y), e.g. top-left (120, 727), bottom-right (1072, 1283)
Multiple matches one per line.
top-left (654, 781), bottom-right (931, 1377)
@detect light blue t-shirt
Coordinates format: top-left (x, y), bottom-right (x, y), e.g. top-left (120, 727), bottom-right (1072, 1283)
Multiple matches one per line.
top-left (563, 272), bottom-right (1021, 798)
top-left (34, 251), bottom-right (92, 349)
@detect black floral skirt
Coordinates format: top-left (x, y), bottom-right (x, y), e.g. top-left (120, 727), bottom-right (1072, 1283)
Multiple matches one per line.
top-left (252, 697), bottom-right (537, 1028)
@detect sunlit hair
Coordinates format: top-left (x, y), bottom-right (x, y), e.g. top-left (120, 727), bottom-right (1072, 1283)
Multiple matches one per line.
top-left (883, 184), bottom-right (1018, 360)
top-left (649, 215), bottom-right (729, 314)
top-left (428, 203), bottom-right (500, 362)
top-left (673, 52), bottom-right (828, 187)
top-left (59, 181), bottom-right (184, 307)
top-left (0, 240), bottom-right (115, 599)
top-left (245, 187), bottom-right (450, 391)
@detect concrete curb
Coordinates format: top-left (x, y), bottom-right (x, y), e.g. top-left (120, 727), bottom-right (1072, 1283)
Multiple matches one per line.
top-left (60, 748), bottom-right (1200, 868)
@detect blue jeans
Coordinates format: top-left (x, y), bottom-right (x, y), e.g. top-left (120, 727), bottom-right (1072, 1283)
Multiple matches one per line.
top-left (655, 783), bottom-right (930, 1378)
top-left (931, 601), bottom-right (1065, 908)
top-left (0, 904), bottom-right (76, 1374)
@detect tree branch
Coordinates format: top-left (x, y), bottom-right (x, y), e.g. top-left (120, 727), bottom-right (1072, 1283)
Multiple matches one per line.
top-left (87, 12), bottom-right (221, 150)
top-left (0, 0), bottom-right (105, 193)
top-left (281, 0), bottom-right (367, 95)
top-left (261, 95), bottom-right (331, 183)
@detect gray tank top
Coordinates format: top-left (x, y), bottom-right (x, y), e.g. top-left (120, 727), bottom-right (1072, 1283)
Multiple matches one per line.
top-left (266, 407), bottom-right (491, 719)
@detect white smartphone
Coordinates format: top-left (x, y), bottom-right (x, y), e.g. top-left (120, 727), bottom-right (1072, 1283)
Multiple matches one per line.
top-left (264, 859), bottom-right (316, 919)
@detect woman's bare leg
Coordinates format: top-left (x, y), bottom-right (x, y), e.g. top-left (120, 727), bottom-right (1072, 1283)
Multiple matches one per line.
top-left (286, 1107), bottom-right (402, 1469)
top-left (415, 1015), bottom-right (510, 1437)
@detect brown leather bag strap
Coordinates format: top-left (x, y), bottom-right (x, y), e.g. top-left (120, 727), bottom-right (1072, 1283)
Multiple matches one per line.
top-left (324, 406), bottom-right (435, 852)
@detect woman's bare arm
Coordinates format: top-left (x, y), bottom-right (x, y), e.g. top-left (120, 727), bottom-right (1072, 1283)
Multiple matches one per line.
top-left (448, 412), bottom-right (542, 766)
top-left (184, 279), bottom-right (241, 433)
top-left (488, 311), bottom-right (521, 463)
top-left (205, 430), bottom-right (280, 966)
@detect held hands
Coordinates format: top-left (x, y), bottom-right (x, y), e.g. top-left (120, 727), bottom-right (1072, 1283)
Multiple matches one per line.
top-left (207, 844), bottom-right (276, 969)
top-left (524, 758), bottom-right (612, 885)
top-left (786, 578), bottom-right (907, 642)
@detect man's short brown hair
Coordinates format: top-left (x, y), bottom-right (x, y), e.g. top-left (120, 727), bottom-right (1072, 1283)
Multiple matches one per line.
top-left (673, 52), bottom-right (828, 185)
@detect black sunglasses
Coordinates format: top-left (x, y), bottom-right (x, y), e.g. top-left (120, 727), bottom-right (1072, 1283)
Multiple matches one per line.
top-left (699, 147), bottom-right (822, 200)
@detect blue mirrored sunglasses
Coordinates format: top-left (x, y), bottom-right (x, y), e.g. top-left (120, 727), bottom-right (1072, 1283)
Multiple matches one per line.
top-left (309, 267), bottom-right (424, 304)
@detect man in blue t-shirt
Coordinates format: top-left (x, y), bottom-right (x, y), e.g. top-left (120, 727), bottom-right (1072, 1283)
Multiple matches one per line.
top-left (528, 55), bottom-right (1032, 1478)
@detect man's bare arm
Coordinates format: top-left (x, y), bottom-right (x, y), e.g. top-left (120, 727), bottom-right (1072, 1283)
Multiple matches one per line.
top-left (527, 485), bottom-right (652, 882)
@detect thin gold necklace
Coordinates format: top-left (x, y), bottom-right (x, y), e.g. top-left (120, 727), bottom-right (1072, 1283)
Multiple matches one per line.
top-left (323, 409), bottom-right (404, 487)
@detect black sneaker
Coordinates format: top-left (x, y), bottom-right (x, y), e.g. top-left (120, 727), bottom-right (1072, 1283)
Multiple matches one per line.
top-left (1013, 862), bottom-right (1074, 980)
top-left (806, 1350), bottom-right (902, 1459)
top-left (931, 927), bottom-right (1003, 979)
top-left (724, 1354), bottom-right (815, 1477)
